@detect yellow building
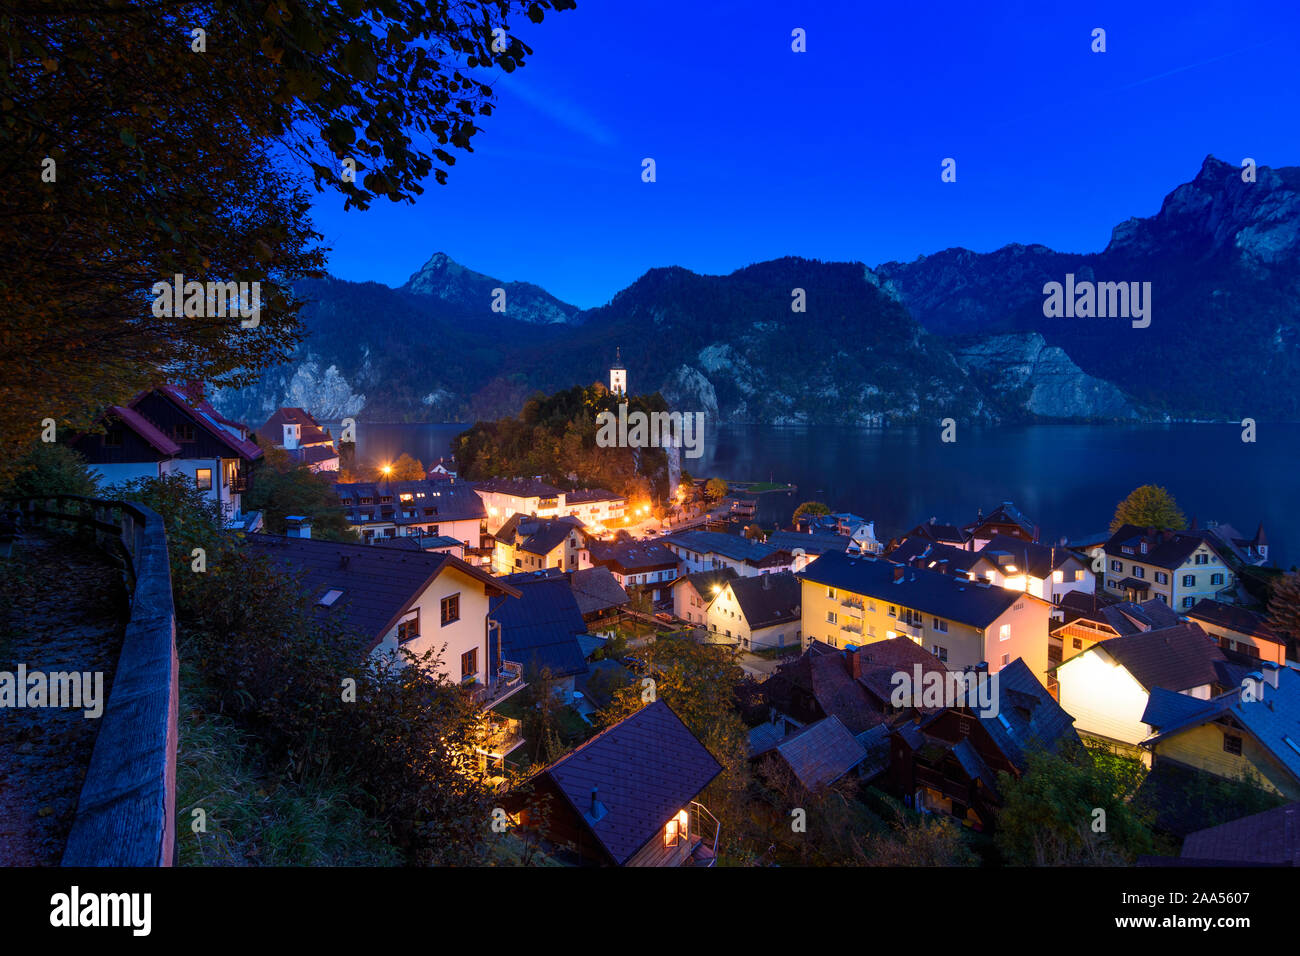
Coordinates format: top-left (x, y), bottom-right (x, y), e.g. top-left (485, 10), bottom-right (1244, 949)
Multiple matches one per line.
top-left (798, 551), bottom-right (1053, 684)
top-left (1102, 525), bottom-right (1236, 610)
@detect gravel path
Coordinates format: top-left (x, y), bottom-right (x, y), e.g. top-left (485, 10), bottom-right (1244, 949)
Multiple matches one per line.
top-left (0, 529), bottom-right (127, 865)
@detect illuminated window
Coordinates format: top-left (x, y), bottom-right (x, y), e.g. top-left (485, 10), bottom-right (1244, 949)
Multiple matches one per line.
top-left (195, 468), bottom-right (212, 491)
top-left (999, 624), bottom-right (1011, 642)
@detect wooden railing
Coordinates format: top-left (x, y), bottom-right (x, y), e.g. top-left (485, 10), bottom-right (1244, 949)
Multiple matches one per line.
top-left (4, 495), bottom-right (179, 867)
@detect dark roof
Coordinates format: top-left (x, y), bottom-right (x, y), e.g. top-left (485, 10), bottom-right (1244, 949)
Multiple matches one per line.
top-left (978, 658), bottom-right (1078, 771)
top-left (245, 534), bottom-right (518, 656)
top-left (799, 551), bottom-right (1029, 630)
top-left (674, 568), bottom-right (740, 598)
top-left (1143, 665), bottom-right (1300, 783)
top-left (569, 566), bottom-right (630, 616)
top-left (767, 531), bottom-right (851, 555)
top-left (728, 572), bottom-right (801, 629)
top-left (496, 514), bottom-right (584, 555)
top-left (155, 384), bottom-right (262, 460)
top-left (1187, 599), bottom-right (1284, 645)
top-left (527, 699), bottom-right (722, 865)
top-left (336, 479), bottom-right (486, 525)
top-left (566, 488), bottom-right (625, 505)
top-left (1141, 686), bottom-right (1222, 730)
top-left (1096, 623), bottom-right (1230, 693)
top-left (887, 538), bottom-right (978, 576)
top-left (973, 534), bottom-right (1076, 579)
top-left (766, 648), bottom-right (883, 735)
top-left (966, 501), bottom-right (1035, 537)
top-left (854, 639), bottom-right (950, 708)
top-left (106, 405), bottom-right (181, 456)
top-left (661, 529), bottom-right (778, 563)
top-left (256, 407), bottom-right (332, 446)
top-left (902, 519), bottom-right (970, 545)
top-left (490, 578), bottom-right (589, 680)
top-left (588, 539), bottom-right (678, 574)
top-left (1181, 803), bottom-right (1300, 866)
top-left (288, 444), bottom-right (339, 467)
top-left (473, 477), bottom-right (563, 498)
top-left (1116, 576), bottom-right (1151, 592)
top-left (761, 716), bottom-right (867, 790)
top-left (1104, 524), bottom-right (1229, 570)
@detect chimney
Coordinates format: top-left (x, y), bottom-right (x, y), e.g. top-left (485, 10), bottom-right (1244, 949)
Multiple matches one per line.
top-left (845, 647), bottom-right (862, 680)
top-left (590, 787), bottom-right (599, 813)
top-left (1189, 515), bottom-right (1198, 530)
top-left (285, 515), bottom-right (312, 539)
top-left (893, 565), bottom-right (905, 582)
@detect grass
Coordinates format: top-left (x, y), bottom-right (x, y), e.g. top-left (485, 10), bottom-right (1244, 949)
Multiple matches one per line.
top-left (174, 659), bottom-right (400, 866)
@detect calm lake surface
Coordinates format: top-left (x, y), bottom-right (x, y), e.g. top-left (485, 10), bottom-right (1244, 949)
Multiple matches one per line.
top-left (354, 422), bottom-right (1300, 568)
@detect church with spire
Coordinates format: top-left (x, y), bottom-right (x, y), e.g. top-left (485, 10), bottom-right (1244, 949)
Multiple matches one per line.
top-left (609, 347), bottom-right (626, 397)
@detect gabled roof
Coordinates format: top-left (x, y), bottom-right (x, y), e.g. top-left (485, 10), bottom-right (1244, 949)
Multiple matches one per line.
top-left (1181, 803), bottom-right (1300, 866)
top-left (587, 539), bottom-right (678, 574)
top-left (902, 519), bottom-right (970, 545)
top-left (569, 566), bottom-right (630, 616)
top-left (245, 534), bottom-right (518, 657)
top-left (288, 444), bottom-right (339, 467)
top-left (966, 501), bottom-right (1035, 537)
top-left (1143, 666), bottom-right (1300, 785)
top-left (1094, 622), bottom-right (1232, 693)
top-left (1187, 599), bottom-right (1284, 645)
top-left (256, 407), bottom-right (333, 446)
top-left (977, 658), bottom-right (1078, 771)
top-left (154, 384), bottom-right (262, 461)
top-left (973, 534), bottom-right (1076, 579)
top-left (888, 538), bottom-right (978, 576)
top-left (489, 578), bottom-right (589, 679)
top-left (525, 699), bottom-right (722, 865)
top-left (854, 638), bottom-right (950, 708)
top-left (766, 647), bottom-right (882, 735)
top-left (496, 514), bottom-right (584, 555)
top-left (661, 529), bottom-right (779, 564)
top-left (1104, 523), bottom-right (1231, 570)
top-left (758, 716), bottom-right (867, 791)
top-left (105, 405), bottom-right (181, 456)
top-left (673, 567), bottom-right (739, 597)
top-left (727, 572), bottom-right (801, 630)
top-left (766, 531), bottom-right (851, 555)
top-left (799, 551), bottom-right (1032, 630)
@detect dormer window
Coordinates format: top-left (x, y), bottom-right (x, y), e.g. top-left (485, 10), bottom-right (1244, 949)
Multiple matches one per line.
top-left (359, 497), bottom-right (373, 505)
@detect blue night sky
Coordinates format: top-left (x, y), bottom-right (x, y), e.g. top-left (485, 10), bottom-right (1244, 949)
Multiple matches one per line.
top-left (309, 0), bottom-right (1300, 309)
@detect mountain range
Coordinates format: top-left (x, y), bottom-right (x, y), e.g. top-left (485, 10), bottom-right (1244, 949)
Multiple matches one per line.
top-left (210, 155), bottom-right (1300, 428)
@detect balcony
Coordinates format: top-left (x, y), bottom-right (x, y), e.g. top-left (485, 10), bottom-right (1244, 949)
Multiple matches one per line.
top-left (629, 801), bottom-right (721, 867)
top-left (230, 473), bottom-right (248, 493)
top-left (840, 622), bottom-right (863, 636)
top-left (839, 596), bottom-right (864, 610)
top-left (468, 660), bottom-right (526, 710)
top-left (895, 619), bottom-right (922, 639)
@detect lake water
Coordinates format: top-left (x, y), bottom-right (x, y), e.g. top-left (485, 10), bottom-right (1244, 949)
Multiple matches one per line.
top-left (353, 422), bottom-right (1300, 568)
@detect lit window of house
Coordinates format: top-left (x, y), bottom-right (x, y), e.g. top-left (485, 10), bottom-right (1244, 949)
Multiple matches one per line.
top-left (999, 624), bottom-right (1011, 641)
top-left (195, 468), bottom-right (212, 491)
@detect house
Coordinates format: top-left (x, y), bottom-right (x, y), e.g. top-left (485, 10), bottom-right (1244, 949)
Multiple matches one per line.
top-left (661, 529), bottom-right (793, 577)
top-left (750, 716), bottom-right (868, 791)
top-left (254, 407), bottom-right (339, 472)
top-left (501, 699), bottom-right (723, 866)
top-left (767, 530), bottom-right (851, 568)
top-left (489, 576), bottom-right (590, 702)
top-left (70, 383), bottom-right (261, 528)
top-left (1142, 663), bottom-right (1300, 800)
top-left (1186, 599), bottom-right (1289, 666)
top-left (705, 571), bottom-right (801, 651)
top-left (890, 517), bottom-right (972, 551)
top-left (964, 501), bottom-right (1037, 548)
top-left (335, 478), bottom-right (486, 547)
top-left (587, 539), bottom-right (679, 600)
top-left (798, 551), bottom-right (1054, 683)
top-left (244, 530), bottom-right (523, 701)
top-left (887, 538), bottom-right (980, 577)
top-left (1102, 524), bottom-right (1238, 609)
top-left (493, 514), bottom-right (589, 575)
top-left (1202, 520), bottom-right (1270, 568)
top-left (1055, 622), bottom-right (1245, 750)
top-left (427, 457), bottom-right (458, 480)
top-left (564, 488), bottom-right (628, 528)
top-left (762, 641), bottom-right (885, 736)
top-left (1179, 802), bottom-right (1300, 865)
top-left (966, 534), bottom-right (1094, 606)
top-left (1048, 594), bottom-right (1181, 689)
top-left (568, 566), bottom-right (630, 629)
top-left (671, 568), bottom-right (739, 626)
top-left (474, 477), bottom-right (567, 535)
top-left (885, 659), bottom-right (1078, 829)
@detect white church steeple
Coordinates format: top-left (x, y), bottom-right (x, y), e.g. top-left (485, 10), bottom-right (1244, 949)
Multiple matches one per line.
top-left (610, 347), bottom-right (627, 396)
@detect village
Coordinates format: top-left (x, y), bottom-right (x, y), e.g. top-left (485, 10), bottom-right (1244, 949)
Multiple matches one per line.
top-left (44, 356), bottom-right (1300, 869)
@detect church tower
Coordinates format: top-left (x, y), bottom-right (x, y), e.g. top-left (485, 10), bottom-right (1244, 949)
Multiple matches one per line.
top-left (610, 347), bottom-right (627, 397)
